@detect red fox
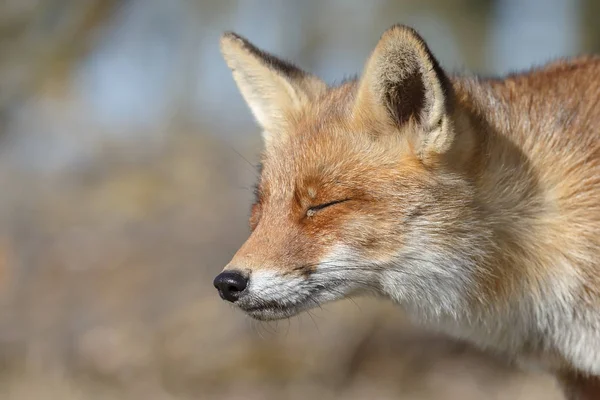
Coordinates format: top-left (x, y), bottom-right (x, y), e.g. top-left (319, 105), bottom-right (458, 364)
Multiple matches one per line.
top-left (214, 25), bottom-right (600, 399)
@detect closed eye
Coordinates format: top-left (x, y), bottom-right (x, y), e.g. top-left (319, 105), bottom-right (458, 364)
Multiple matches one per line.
top-left (306, 198), bottom-right (351, 217)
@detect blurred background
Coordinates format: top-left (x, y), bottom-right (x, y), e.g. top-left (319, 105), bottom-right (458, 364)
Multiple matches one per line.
top-left (0, 0), bottom-right (598, 399)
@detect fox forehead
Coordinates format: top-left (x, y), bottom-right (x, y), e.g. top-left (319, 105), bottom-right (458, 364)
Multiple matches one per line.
top-left (262, 82), bottom-right (357, 151)
top-left (257, 83), bottom-right (423, 200)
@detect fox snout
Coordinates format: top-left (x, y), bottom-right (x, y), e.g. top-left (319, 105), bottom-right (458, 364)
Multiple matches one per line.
top-left (213, 240), bottom-right (370, 321)
top-left (212, 266), bottom-right (321, 321)
top-left (213, 270), bottom-right (249, 303)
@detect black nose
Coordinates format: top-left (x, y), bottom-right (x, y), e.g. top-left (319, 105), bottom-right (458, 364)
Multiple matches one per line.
top-left (213, 270), bottom-right (248, 302)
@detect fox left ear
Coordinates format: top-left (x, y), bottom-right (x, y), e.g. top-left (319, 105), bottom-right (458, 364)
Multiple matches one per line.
top-left (220, 32), bottom-right (327, 144)
top-left (354, 25), bottom-right (454, 157)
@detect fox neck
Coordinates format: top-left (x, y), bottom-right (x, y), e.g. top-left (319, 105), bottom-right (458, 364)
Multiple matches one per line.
top-left (383, 81), bottom-right (556, 344)
top-left (468, 80), bottom-right (556, 302)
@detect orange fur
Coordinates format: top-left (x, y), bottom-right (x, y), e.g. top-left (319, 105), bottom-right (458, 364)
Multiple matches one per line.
top-left (217, 25), bottom-right (600, 399)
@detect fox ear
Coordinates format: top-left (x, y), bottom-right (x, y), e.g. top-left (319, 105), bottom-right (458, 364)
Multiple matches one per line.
top-left (354, 25), bottom-right (454, 157)
top-left (220, 32), bottom-right (326, 142)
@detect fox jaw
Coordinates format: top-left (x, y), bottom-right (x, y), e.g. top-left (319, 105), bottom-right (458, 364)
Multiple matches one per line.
top-left (214, 24), bottom-right (491, 324)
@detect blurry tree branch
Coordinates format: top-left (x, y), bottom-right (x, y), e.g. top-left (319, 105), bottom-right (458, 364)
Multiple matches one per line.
top-left (0, 0), bottom-right (120, 130)
top-left (583, 0), bottom-right (600, 53)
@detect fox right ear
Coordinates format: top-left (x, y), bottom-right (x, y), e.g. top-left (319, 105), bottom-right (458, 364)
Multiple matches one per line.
top-left (220, 32), bottom-right (326, 143)
top-left (354, 25), bottom-right (454, 159)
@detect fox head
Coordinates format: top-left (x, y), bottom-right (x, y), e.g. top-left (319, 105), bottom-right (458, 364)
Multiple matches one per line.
top-left (214, 25), bottom-right (489, 321)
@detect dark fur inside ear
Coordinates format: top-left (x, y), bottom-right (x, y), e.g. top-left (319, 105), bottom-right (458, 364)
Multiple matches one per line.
top-left (384, 66), bottom-right (426, 126)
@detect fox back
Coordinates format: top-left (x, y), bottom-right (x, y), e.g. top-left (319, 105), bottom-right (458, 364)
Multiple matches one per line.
top-left (214, 25), bottom-right (600, 399)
